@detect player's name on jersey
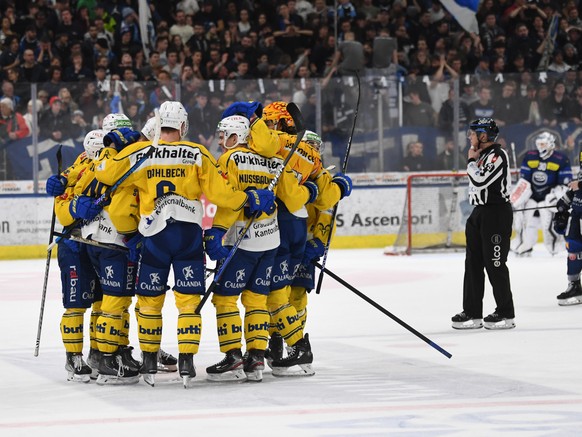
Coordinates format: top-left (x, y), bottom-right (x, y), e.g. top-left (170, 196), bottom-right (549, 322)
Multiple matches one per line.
top-left (146, 168), bottom-right (187, 178)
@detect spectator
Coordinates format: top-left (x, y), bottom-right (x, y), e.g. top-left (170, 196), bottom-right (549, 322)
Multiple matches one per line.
top-left (18, 48), bottom-right (46, 83)
top-left (333, 31), bottom-right (364, 75)
top-left (493, 80), bottom-right (527, 126)
top-left (402, 141), bottom-right (431, 171)
top-left (547, 49), bottom-right (573, 73)
top-left (469, 86), bottom-right (495, 119)
top-left (39, 96), bottom-right (73, 141)
top-left (0, 97), bottom-right (30, 146)
top-left (19, 25), bottom-right (40, 58)
top-left (404, 90), bottom-right (435, 127)
top-left (188, 90), bottom-right (214, 148)
top-left (436, 139), bottom-right (466, 170)
top-left (23, 98), bottom-right (43, 135)
top-left (439, 87), bottom-right (471, 132)
top-left (0, 36), bottom-right (21, 79)
top-left (170, 10), bottom-right (195, 44)
top-left (541, 80), bottom-right (574, 127)
top-left (70, 109), bottom-right (90, 139)
top-left (0, 80), bottom-right (21, 113)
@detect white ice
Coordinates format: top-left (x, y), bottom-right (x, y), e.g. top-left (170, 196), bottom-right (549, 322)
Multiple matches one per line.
top-left (1, 246), bottom-right (581, 436)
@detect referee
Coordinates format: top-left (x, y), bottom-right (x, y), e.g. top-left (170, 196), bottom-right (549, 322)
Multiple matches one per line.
top-left (452, 118), bottom-right (516, 330)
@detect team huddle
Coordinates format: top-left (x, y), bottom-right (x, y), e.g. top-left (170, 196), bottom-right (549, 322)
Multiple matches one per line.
top-left (45, 100), bottom-right (352, 387)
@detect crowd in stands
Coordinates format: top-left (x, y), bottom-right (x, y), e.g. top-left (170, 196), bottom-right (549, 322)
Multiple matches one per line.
top-left (1, 0), bottom-right (582, 172)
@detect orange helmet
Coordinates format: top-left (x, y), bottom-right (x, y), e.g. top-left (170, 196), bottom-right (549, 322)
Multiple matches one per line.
top-left (263, 101), bottom-right (295, 133)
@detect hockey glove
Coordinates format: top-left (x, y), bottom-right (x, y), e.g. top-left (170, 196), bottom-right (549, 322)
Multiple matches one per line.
top-left (304, 180), bottom-right (319, 204)
top-left (46, 174), bottom-right (67, 197)
top-left (553, 211), bottom-right (569, 235)
top-left (222, 101), bottom-right (263, 120)
top-left (203, 227), bottom-right (229, 261)
top-left (556, 198), bottom-right (570, 214)
top-left (123, 232), bottom-right (143, 263)
top-left (246, 189), bottom-right (276, 215)
top-left (103, 128), bottom-right (141, 151)
top-left (60, 237), bottom-right (80, 253)
top-left (69, 195), bottom-right (103, 220)
top-left (303, 238), bottom-right (325, 265)
top-left (332, 173), bottom-right (353, 199)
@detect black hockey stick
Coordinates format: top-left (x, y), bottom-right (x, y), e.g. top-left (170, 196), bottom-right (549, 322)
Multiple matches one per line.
top-left (48, 109), bottom-right (161, 251)
top-left (35, 144), bottom-right (63, 357)
top-left (313, 261), bottom-right (452, 359)
top-left (513, 204), bottom-right (556, 212)
top-left (195, 102), bottom-right (306, 314)
top-left (315, 70), bottom-right (361, 294)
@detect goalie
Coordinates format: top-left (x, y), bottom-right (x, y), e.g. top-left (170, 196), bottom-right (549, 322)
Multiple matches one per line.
top-left (510, 132), bottom-right (572, 256)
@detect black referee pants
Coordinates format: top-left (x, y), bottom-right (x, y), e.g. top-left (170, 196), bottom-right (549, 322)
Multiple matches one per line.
top-left (462, 203), bottom-right (515, 318)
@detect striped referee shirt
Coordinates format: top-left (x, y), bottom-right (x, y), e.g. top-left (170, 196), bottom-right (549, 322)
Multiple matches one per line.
top-left (467, 143), bottom-right (512, 206)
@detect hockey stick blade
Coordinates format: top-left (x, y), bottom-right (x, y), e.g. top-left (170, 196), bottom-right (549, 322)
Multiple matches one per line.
top-left (195, 103), bottom-right (305, 315)
top-left (314, 261), bottom-right (453, 359)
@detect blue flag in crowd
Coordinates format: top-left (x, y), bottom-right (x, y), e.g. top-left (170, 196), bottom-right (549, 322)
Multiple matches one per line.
top-left (440, 0), bottom-right (480, 33)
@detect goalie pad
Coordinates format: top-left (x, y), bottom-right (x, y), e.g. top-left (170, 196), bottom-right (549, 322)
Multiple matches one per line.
top-left (510, 178), bottom-right (532, 209)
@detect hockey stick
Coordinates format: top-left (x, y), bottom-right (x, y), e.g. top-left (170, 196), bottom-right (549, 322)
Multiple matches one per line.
top-left (510, 142), bottom-right (519, 183)
top-left (513, 204), bottom-right (556, 212)
top-left (48, 109), bottom-right (162, 251)
top-left (315, 70), bottom-right (361, 294)
top-left (313, 261), bottom-right (452, 359)
top-left (35, 145), bottom-right (63, 357)
top-left (195, 102), bottom-right (306, 314)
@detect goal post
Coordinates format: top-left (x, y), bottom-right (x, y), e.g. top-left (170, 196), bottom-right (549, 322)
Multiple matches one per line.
top-left (384, 172), bottom-right (471, 255)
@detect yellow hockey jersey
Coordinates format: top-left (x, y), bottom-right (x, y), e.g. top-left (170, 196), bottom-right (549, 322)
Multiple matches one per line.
top-left (73, 160), bottom-right (140, 245)
top-left (248, 122), bottom-right (342, 212)
top-left (94, 140), bottom-right (248, 237)
top-left (213, 146), bottom-right (312, 252)
top-left (54, 153), bottom-right (93, 227)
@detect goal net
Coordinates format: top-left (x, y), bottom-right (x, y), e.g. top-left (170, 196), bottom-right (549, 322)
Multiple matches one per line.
top-left (384, 173), bottom-right (472, 255)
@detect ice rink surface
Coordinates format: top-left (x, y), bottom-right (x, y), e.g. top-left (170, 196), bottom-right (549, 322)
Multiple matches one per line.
top-left (1, 245), bottom-right (581, 436)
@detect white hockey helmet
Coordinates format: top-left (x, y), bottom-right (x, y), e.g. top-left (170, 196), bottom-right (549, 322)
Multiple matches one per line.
top-left (303, 130), bottom-right (323, 152)
top-left (141, 117), bottom-right (156, 141)
top-left (535, 131), bottom-right (556, 159)
top-left (217, 115), bottom-right (250, 149)
top-left (159, 101), bottom-right (189, 139)
top-left (102, 113), bottom-right (132, 132)
top-left (83, 129), bottom-right (106, 160)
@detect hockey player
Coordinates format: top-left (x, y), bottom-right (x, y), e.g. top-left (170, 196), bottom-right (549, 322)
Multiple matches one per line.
top-left (71, 129), bottom-right (143, 385)
top-left (553, 172), bottom-right (582, 306)
top-left (102, 113), bottom-right (180, 374)
top-left (94, 101), bottom-right (276, 387)
top-left (204, 115), bottom-right (317, 383)
top-left (510, 132), bottom-right (572, 256)
top-left (46, 139), bottom-right (104, 382)
top-left (223, 101), bottom-right (352, 375)
top-left (452, 118), bottom-right (515, 330)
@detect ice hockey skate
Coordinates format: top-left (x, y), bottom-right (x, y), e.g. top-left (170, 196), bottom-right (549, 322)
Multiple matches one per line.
top-left (243, 349), bottom-right (265, 382)
top-left (179, 353), bottom-right (196, 388)
top-left (271, 333), bottom-right (315, 377)
top-left (265, 332), bottom-right (284, 369)
top-left (483, 313), bottom-right (516, 330)
top-left (65, 352), bottom-right (92, 383)
top-left (96, 349), bottom-right (140, 385)
top-left (557, 281), bottom-right (582, 306)
top-left (206, 348), bottom-right (246, 382)
top-left (87, 348), bottom-right (101, 380)
top-left (451, 311), bottom-right (483, 329)
top-left (140, 351), bottom-right (158, 386)
top-left (119, 345), bottom-right (141, 369)
top-left (158, 348), bottom-right (178, 372)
